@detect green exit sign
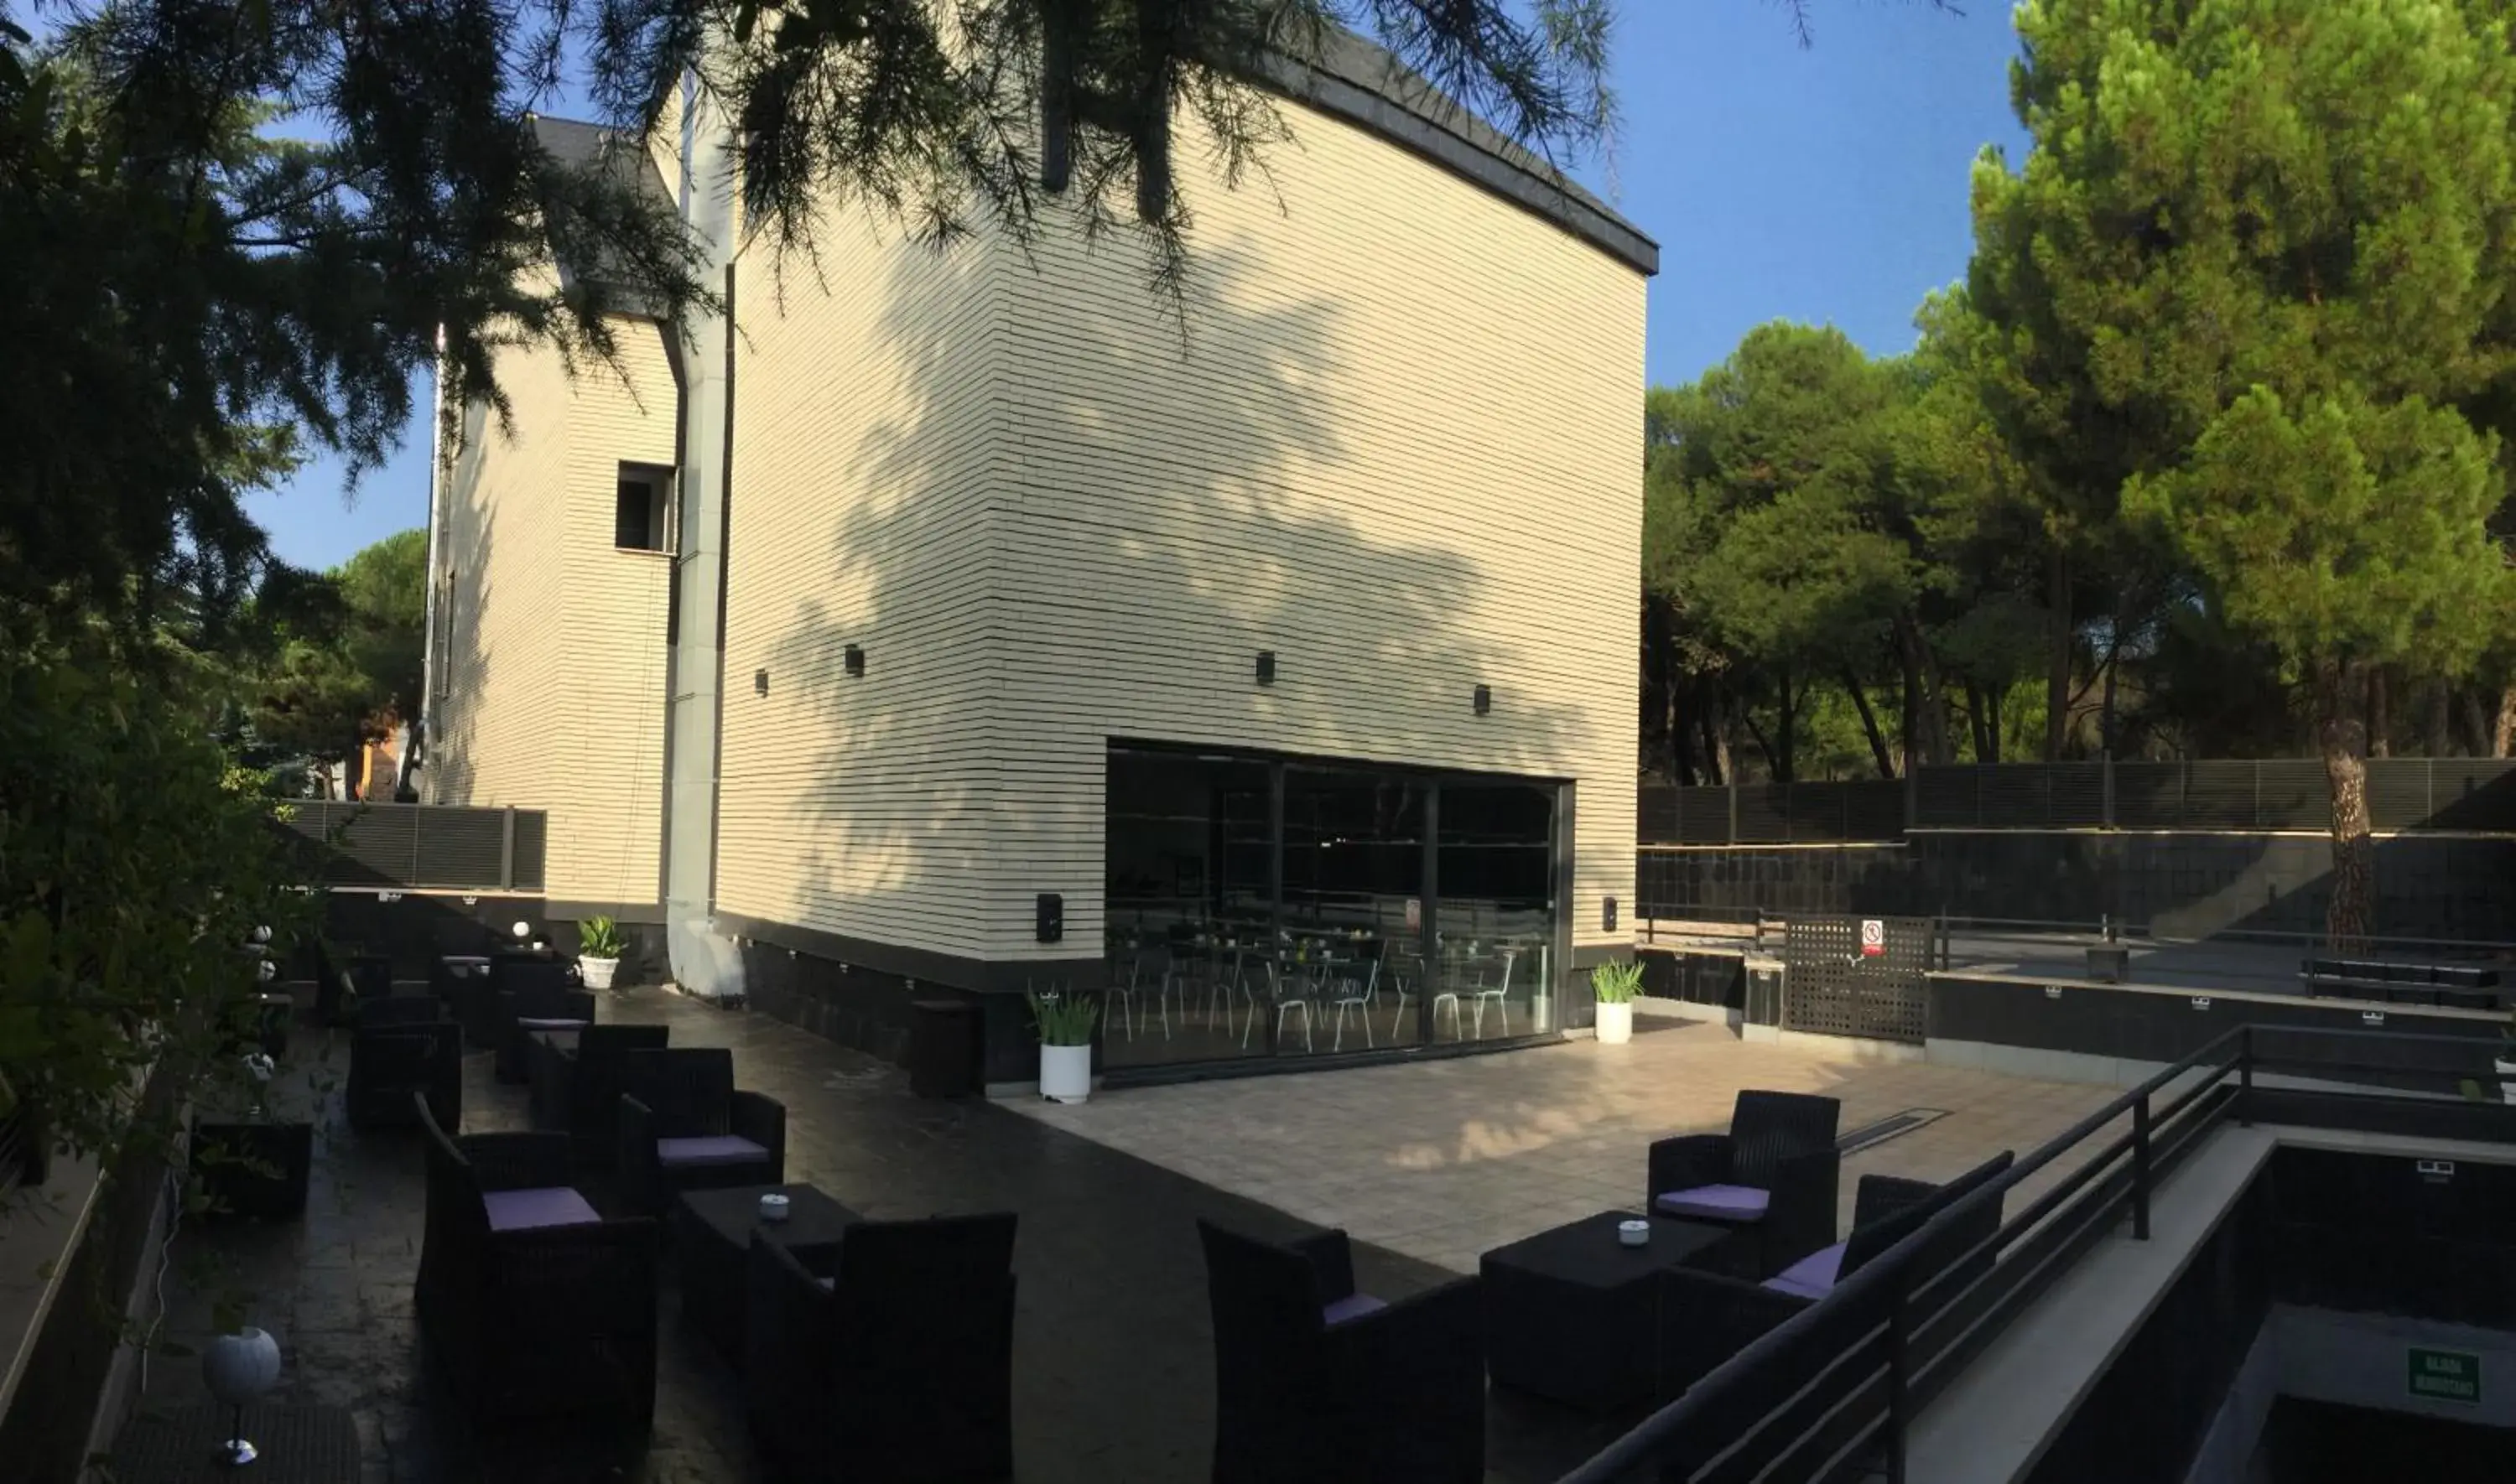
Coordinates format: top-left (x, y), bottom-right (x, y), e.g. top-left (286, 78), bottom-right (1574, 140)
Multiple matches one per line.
top-left (2409, 1347), bottom-right (2482, 1404)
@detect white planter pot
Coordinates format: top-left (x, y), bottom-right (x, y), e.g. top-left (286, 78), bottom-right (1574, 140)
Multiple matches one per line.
top-left (578, 956), bottom-right (620, 990)
top-left (2495, 1057), bottom-right (2516, 1106)
top-left (1040, 1043), bottom-right (1094, 1103)
top-left (1595, 1001), bottom-right (1635, 1046)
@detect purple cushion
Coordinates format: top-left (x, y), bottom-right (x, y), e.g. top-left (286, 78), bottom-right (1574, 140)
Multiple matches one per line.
top-left (656, 1135), bottom-right (772, 1169)
top-left (1761, 1243), bottom-right (1847, 1300)
top-left (1655, 1183), bottom-right (1770, 1222)
top-left (1323, 1294), bottom-right (1387, 1327)
top-left (516, 1016), bottom-right (588, 1030)
top-left (482, 1186), bottom-right (602, 1232)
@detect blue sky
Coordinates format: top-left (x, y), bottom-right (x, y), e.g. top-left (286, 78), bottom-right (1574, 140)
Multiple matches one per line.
top-left (246, 1), bottom-right (2030, 571)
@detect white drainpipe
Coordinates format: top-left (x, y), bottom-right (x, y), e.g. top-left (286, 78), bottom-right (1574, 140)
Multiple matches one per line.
top-left (663, 75), bottom-right (746, 1002)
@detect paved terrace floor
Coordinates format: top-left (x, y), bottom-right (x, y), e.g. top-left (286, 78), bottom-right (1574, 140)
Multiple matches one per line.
top-left (1011, 1008), bottom-right (2118, 1277)
top-left (133, 993), bottom-right (2118, 1484)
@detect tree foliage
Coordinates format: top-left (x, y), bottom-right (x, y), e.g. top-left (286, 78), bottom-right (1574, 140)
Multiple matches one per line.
top-left (1965, 0), bottom-right (2516, 943)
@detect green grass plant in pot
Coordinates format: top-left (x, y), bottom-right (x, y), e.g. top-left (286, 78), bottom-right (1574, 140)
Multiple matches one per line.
top-left (1591, 960), bottom-right (1645, 1046)
top-left (1029, 988), bottom-right (1101, 1104)
top-left (577, 916), bottom-right (625, 990)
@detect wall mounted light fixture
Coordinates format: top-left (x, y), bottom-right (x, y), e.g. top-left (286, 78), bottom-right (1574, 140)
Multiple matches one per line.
top-left (754, 668), bottom-right (769, 696)
top-left (845, 644), bottom-right (866, 677)
top-left (1604, 896), bottom-right (1619, 932)
top-left (1473, 684), bottom-right (1492, 716)
top-left (1255, 651), bottom-right (1276, 685)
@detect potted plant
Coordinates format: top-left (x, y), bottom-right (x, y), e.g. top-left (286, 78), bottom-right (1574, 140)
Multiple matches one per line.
top-left (1591, 960), bottom-right (1645, 1046)
top-left (1029, 988), bottom-right (1101, 1104)
top-left (576, 916), bottom-right (624, 990)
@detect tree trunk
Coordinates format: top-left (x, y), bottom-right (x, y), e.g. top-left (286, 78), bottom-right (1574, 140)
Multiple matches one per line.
top-left (1964, 682), bottom-right (1993, 764)
top-left (2044, 542), bottom-right (2072, 760)
top-left (2498, 686), bottom-right (2516, 758)
top-left (2098, 628), bottom-right (2121, 757)
top-left (2316, 661), bottom-right (2374, 954)
top-left (2367, 668), bottom-right (2390, 759)
top-left (1893, 610), bottom-right (1951, 766)
top-left (1843, 665), bottom-right (1896, 780)
top-left (1775, 665), bottom-right (1796, 785)
top-left (2425, 682), bottom-right (2453, 758)
top-left (1701, 684), bottom-right (1729, 787)
top-left (1900, 650), bottom-right (1919, 777)
top-left (2464, 691), bottom-right (2494, 756)
top-left (1987, 685), bottom-right (2004, 764)
top-left (1739, 703), bottom-right (1777, 781)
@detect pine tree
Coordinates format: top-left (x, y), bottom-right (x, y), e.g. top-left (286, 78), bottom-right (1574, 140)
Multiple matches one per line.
top-left (1968, 0), bottom-right (2516, 947)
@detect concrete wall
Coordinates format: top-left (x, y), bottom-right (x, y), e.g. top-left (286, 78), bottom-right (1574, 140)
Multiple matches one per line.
top-left (711, 85), bottom-right (1645, 979)
top-left (429, 303), bottom-right (677, 911)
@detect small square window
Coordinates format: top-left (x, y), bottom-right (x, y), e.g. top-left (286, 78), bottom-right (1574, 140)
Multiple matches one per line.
top-left (616, 464), bottom-right (673, 552)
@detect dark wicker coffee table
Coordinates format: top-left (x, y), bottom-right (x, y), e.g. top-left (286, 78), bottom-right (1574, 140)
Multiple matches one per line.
top-left (1481, 1209), bottom-right (1755, 1410)
top-left (109, 1402), bottom-right (358, 1481)
top-left (673, 1182), bottom-right (859, 1365)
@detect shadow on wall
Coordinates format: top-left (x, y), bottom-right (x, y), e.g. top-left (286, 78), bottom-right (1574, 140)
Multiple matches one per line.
top-left (744, 223), bottom-right (1580, 1001)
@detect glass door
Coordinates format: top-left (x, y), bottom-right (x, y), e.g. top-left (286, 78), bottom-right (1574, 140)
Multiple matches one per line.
top-left (1430, 781), bottom-right (1557, 1044)
top-left (1277, 769), bottom-right (1427, 1056)
top-left (1102, 749), bottom-right (1273, 1068)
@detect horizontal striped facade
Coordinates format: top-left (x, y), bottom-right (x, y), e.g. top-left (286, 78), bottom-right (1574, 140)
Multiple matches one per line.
top-left (429, 309), bottom-right (677, 911)
top-left (713, 88), bottom-right (1645, 968)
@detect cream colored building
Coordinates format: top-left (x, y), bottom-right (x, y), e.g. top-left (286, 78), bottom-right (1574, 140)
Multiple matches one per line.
top-left (424, 36), bottom-right (1652, 1084)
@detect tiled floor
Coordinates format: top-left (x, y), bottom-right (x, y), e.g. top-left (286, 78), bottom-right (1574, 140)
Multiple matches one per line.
top-left (127, 991), bottom-right (2136, 1484)
top-left (132, 987), bottom-right (1598, 1484)
top-left (1011, 1009), bottom-right (2124, 1275)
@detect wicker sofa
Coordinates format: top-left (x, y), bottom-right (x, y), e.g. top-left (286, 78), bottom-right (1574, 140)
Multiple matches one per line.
top-left (744, 1212), bottom-right (1019, 1482)
top-left (413, 1096), bottom-right (659, 1435)
top-left (1198, 1220), bottom-right (1484, 1484)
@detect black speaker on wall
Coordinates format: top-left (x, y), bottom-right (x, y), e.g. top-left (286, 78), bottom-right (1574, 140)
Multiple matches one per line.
top-left (1036, 893), bottom-right (1063, 944)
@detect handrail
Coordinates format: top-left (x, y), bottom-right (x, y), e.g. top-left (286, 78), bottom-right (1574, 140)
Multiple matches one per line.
top-left (1558, 1018), bottom-right (2516, 1484)
top-left (1557, 1023), bottom-right (2253, 1484)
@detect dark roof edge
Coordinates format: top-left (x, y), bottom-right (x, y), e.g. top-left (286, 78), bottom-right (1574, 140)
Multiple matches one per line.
top-left (1255, 37), bottom-right (1658, 278)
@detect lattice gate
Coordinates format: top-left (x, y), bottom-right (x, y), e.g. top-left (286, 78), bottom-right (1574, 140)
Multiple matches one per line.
top-left (1780, 916), bottom-right (1933, 1044)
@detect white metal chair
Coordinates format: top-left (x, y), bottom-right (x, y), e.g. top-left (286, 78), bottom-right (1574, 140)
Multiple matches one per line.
top-left (1106, 949), bottom-right (1172, 1040)
top-left (1328, 953), bottom-right (1380, 1051)
top-left (1255, 960), bottom-right (1317, 1052)
top-left (1470, 949), bottom-right (1519, 1038)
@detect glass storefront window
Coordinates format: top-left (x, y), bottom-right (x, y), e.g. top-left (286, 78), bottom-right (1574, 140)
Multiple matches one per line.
top-left (1432, 782), bottom-right (1557, 1042)
top-left (1103, 745), bottom-right (1562, 1069)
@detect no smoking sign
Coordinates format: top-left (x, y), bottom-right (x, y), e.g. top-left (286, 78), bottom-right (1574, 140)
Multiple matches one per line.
top-left (1859, 919), bottom-right (1886, 958)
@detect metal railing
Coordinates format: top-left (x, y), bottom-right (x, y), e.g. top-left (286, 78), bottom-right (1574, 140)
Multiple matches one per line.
top-left (1641, 758), bottom-right (2516, 844)
top-left (271, 802), bottom-right (547, 891)
top-left (1554, 1024), bottom-right (2514, 1484)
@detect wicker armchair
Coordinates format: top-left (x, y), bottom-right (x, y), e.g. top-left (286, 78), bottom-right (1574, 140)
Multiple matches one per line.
top-left (413, 1095), bottom-right (659, 1435)
top-left (744, 1213), bottom-right (1019, 1483)
top-left (494, 981), bottom-right (593, 1084)
top-left (615, 1048), bottom-right (785, 1216)
top-left (1197, 1220), bottom-right (1484, 1484)
top-left (467, 950), bottom-right (569, 1047)
top-left (1646, 1090), bottom-right (1842, 1277)
top-left (532, 1024), bottom-right (670, 1166)
top-left (346, 998), bottom-right (461, 1131)
top-left (1653, 1151), bottom-right (2014, 1403)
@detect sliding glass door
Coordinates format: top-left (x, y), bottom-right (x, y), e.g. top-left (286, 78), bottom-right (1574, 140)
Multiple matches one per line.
top-left (1102, 745), bottom-right (1563, 1070)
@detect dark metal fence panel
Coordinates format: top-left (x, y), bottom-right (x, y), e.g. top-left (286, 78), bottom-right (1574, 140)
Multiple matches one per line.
top-left (1676, 787), bottom-right (1731, 843)
top-left (273, 802), bottom-right (547, 891)
top-left (2427, 760), bottom-right (2516, 830)
top-left (509, 810), bottom-right (548, 891)
top-left (1780, 915), bottom-right (1931, 1043)
top-left (1639, 761), bottom-right (2516, 854)
top-left (2112, 762), bottom-right (2183, 828)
